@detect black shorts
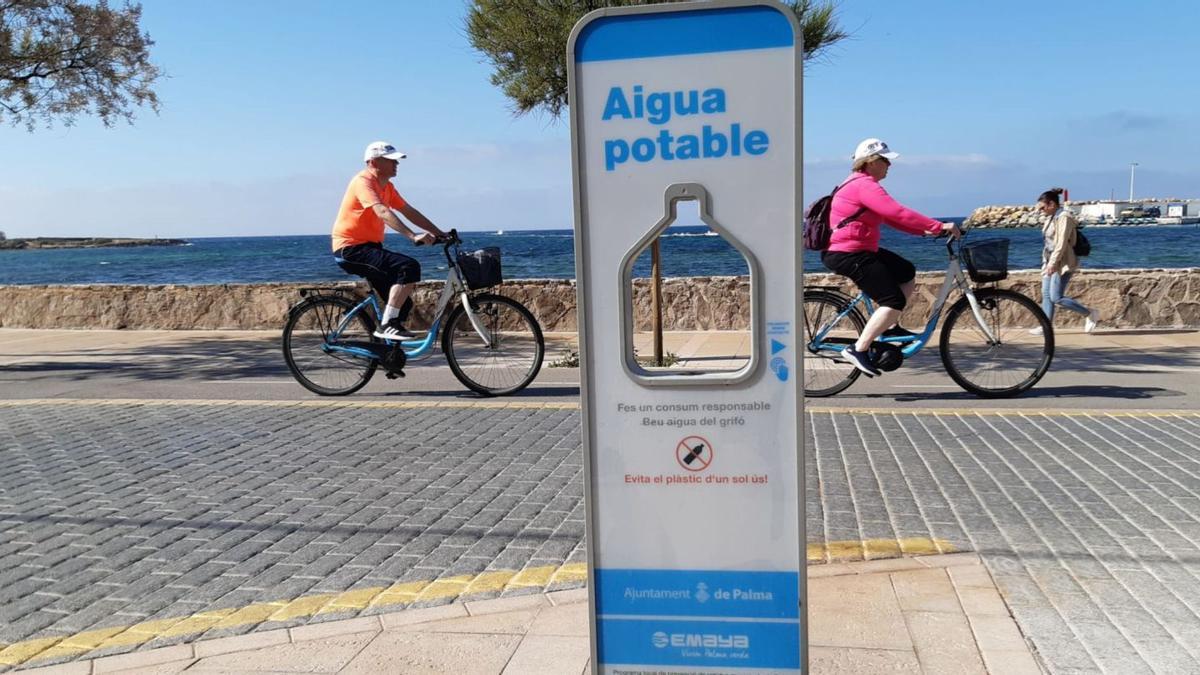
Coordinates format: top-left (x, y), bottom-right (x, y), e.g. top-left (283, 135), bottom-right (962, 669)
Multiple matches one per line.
top-left (821, 248), bottom-right (915, 310)
top-left (335, 242), bottom-right (421, 300)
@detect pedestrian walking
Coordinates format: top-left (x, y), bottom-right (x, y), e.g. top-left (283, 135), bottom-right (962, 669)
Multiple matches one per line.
top-left (1032, 187), bottom-right (1099, 335)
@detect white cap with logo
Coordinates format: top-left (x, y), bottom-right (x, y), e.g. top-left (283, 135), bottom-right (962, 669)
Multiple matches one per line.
top-left (363, 141), bottom-right (407, 162)
top-left (852, 138), bottom-right (899, 162)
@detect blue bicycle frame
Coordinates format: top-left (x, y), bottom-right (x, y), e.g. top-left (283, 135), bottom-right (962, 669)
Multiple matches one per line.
top-left (810, 293), bottom-right (932, 359)
top-left (809, 236), bottom-right (1000, 358)
top-left (325, 293), bottom-right (444, 360)
top-left (322, 236), bottom-right (493, 363)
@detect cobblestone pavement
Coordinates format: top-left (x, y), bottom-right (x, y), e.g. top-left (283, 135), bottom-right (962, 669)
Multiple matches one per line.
top-left (809, 409), bottom-right (1200, 675)
top-left (2, 401), bottom-right (1200, 672)
top-left (0, 401), bottom-right (586, 670)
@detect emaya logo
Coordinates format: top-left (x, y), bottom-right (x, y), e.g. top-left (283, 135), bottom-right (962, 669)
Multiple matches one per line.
top-left (651, 631), bottom-right (750, 650)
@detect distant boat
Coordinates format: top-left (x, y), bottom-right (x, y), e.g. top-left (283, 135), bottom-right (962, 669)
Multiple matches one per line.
top-left (496, 230), bottom-right (505, 235)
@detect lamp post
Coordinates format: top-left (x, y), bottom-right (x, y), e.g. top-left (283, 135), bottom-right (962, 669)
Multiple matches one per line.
top-left (1129, 162), bottom-right (1139, 202)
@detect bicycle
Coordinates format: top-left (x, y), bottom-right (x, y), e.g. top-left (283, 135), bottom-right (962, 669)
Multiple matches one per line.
top-left (282, 230), bottom-right (545, 397)
top-left (803, 233), bottom-right (1054, 398)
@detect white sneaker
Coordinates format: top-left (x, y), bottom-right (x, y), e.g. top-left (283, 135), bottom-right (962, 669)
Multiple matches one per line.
top-left (374, 322), bottom-right (418, 340)
top-left (1028, 326), bottom-right (1044, 336)
top-left (1084, 309), bottom-right (1100, 334)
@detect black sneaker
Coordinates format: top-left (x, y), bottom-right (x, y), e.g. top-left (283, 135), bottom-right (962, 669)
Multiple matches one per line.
top-left (374, 320), bottom-right (417, 340)
top-left (841, 346), bottom-right (881, 377)
top-left (882, 326), bottom-right (917, 339)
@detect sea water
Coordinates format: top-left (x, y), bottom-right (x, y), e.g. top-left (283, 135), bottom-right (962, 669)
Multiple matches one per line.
top-left (1, 223), bottom-right (1197, 286)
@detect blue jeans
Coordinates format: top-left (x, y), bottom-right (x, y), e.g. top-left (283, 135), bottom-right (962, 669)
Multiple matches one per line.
top-left (1041, 271), bottom-right (1091, 320)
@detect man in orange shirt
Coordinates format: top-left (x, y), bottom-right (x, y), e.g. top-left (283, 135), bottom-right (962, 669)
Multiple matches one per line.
top-left (332, 141), bottom-right (448, 340)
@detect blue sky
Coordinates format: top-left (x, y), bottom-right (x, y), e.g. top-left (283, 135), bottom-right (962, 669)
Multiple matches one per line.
top-left (1, 0), bottom-right (1196, 238)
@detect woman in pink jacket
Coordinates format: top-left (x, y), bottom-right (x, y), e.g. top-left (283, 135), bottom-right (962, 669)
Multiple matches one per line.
top-left (822, 138), bottom-right (960, 376)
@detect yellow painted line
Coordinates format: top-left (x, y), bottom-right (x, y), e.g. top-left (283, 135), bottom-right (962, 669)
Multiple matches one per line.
top-left (0, 638), bottom-right (64, 668)
top-left (369, 580), bottom-right (430, 610)
top-left (415, 576), bottom-right (472, 602)
top-left (508, 566), bottom-right (558, 589)
top-left (319, 587), bottom-right (384, 615)
top-left (211, 603), bottom-right (283, 631)
top-left (463, 570), bottom-right (518, 596)
top-left (0, 541), bottom-right (952, 667)
top-left (269, 594), bottom-right (331, 622)
top-left (806, 537), bottom-right (955, 564)
top-left (806, 406), bottom-right (1200, 418)
top-left (2, 399), bottom-right (1196, 418)
top-left (550, 562), bottom-right (589, 585)
top-left (0, 398), bottom-right (579, 410)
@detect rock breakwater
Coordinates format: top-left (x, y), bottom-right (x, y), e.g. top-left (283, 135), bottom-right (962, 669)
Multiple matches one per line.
top-left (964, 205), bottom-right (1044, 228)
top-left (0, 237), bottom-right (188, 250)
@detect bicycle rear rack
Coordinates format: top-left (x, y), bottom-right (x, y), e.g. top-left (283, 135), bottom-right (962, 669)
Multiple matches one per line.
top-left (298, 286), bottom-right (358, 298)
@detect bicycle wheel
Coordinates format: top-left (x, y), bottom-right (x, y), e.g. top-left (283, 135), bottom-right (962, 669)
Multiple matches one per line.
top-left (939, 288), bottom-right (1054, 398)
top-left (803, 290), bottom-right (865, 397)
top-left (282, 295), bottom-right (378, 396)
top-left (442, 293), bottom-right (544, 396)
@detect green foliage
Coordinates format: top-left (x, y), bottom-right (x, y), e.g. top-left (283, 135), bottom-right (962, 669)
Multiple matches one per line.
top-left (549, 349), bottom-right (581, 368)
top-left (636, 350), bottom-right (680, 368)
top-left (550, 348), bottom-right (681, 368)
top-left (0, 0), bottom-right (161, 129)
top-left (465, 0), bottom-right (847, 117)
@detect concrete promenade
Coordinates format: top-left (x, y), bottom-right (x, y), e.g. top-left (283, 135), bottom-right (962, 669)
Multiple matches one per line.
top-left (3, 327), bottom-right (1199, 409)
top-left (2, 328), bottom-right (1200, 673)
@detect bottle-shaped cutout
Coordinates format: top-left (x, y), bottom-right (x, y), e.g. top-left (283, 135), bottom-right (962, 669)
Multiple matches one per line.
top-left (618, 183), bottom-right (762, 385)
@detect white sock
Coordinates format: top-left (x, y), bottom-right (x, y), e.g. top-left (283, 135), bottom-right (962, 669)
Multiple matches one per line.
top-left (382, 304), bottom-right (400, 324)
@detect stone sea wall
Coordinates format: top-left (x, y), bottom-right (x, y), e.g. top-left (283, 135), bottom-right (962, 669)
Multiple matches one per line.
top-left (1, 269), bottom-right (1198, 331)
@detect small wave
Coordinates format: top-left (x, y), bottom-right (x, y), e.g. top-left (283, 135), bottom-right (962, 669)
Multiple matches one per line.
top-left (99, 261), bottom-right (110, 265)
top-left (664, 232), bottom-right (719, 237)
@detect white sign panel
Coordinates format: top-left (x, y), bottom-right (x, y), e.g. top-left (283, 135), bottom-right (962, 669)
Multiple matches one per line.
top-left (568, 2), bottom-right (804, 673)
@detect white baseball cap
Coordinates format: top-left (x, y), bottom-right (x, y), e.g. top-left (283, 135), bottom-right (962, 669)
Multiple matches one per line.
top-left (852, 138), bottom-right (899, 162)
top-left (363, 141), bottom-right (407, 162)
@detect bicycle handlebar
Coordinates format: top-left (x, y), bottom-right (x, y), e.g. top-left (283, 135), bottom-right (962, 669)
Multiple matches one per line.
top-left (928, 222), bottom-right (968, 257)
top-left (931, 221), bottom-right (968, 238)
top-left (439, 229), bottom-right (462, 267)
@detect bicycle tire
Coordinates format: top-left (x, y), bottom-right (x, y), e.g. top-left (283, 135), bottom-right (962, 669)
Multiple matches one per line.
top-left (282, 295), bottom-right (378, 396)
top-left (442, 293), bottom-right (544, 396)
top-left (803, 289), bottom-right (865, 398)
top-left (939, 288), bottom-right (1054, 398)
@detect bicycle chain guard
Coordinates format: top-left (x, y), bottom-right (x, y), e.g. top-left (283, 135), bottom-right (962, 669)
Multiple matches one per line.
top-left (870, 342), bottom-right (905, 372)
top-left (380, 344), bottom-right (407, 376)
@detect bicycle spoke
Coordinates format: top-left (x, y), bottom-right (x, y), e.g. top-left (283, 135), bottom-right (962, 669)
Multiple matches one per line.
top-left (283, 297), bottom-right (377, 396)
top-left (445, 295), bottom-right (543, 396)
top-left (802, 292), bottom-right (862, 397)
top-left (940, 289), bottom-right (1053, 397)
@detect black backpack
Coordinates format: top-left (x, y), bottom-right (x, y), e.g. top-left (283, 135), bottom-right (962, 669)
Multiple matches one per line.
top-left (1073, 225), bottom-right (1091, 257)
top-left (803, 178), bottom-right (867, 251)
